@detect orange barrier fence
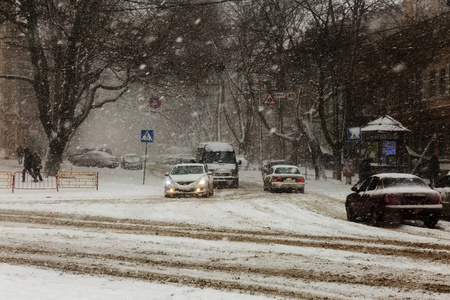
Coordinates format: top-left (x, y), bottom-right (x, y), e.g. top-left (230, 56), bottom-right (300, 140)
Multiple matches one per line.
top-left (58, 171), bottom-right (98, 190)
top-left (7, 171), bottom-right (99, 193)
top-left (0, 171), bottom-right (13, 189)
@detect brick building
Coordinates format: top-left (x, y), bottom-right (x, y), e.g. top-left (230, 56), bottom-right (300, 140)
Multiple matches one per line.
top-left (0, 14), bottom-right (41, 159)
top-left (352, 9), bottom-right (450, 167)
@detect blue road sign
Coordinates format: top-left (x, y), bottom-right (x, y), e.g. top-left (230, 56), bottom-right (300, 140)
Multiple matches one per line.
top-left (347, 127), bottom-right (362, 142)
top-left (141, 130), bottom-right (154, 143)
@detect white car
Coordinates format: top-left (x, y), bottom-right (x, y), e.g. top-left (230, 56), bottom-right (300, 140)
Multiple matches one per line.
top-left (263, 165), bottom-right (305, 193)
top-left (164, 163), bottom-right (214, 198)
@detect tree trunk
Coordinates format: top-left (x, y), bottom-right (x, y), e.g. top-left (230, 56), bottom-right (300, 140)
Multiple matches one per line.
top-left (45, 137), bottom-right (68, 175)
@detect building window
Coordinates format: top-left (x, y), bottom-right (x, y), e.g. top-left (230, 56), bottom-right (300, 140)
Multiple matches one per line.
top-left (415, 71), bottom-right (423, 101)
top-left (428, 69), bottom-right (436, 98)
top-left (439, 68), bottom-right (446, 96)
top-left (438, 124), bottom-right (445, 156)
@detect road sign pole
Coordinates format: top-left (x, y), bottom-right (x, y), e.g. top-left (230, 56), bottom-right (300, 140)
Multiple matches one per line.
top-left (143, 143), bottom-right (148, 185)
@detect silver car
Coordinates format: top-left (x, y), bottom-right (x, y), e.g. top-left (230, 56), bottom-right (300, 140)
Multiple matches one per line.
top-left (164, 163), bottom-right (214, 198)
top-left (263, 165), bottom-right (305, 193)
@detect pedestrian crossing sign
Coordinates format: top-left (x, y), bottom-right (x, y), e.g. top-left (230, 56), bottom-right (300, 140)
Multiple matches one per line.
top-left (141, 130), bottom-right (154, 143)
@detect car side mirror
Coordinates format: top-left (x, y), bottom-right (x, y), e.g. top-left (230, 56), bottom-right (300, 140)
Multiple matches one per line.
top-left (238, 160), bottom-right (242, 165)
top-left (164, 172), bottom-right (169, 176)
top-left (351, 185), bottom-right (358, 192)
top-left (207, 171), bottom-right (213, 175)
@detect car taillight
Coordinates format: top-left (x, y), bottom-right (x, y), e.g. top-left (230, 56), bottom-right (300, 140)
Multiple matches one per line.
top-left (273, 177), bottom-right (283, 182)
top-left (296, 178), bottom-right (305, 182)
top-left (384, 194), bottom-right (395, 205)
top-left (436, 195), bottom-right (441, 204)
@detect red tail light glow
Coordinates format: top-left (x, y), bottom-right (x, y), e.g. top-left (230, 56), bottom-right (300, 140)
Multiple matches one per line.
top-left (296, 178), bottom-right (305, 182)
top-left (384, 194), bottom-right (394, 205)
top-left (436, 195), bottom-right (441, 204)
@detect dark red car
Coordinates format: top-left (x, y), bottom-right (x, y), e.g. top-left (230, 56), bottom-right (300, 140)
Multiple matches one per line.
top-left (345, 173), bottom-right (442, 228)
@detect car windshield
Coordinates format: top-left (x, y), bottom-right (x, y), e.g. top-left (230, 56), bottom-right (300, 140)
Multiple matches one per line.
top-left (382, 177), bottom-right (427, 188)
top-left (274, 167), bottom-right (300, 174)
top-left (203, 151), bottom-right (235, 164)
top-left (125, 155), bottom-right (140, 162)
top-left (171, 166), bottom-right (204, 175)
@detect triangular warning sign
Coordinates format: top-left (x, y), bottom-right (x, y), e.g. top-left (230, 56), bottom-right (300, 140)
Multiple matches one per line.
top-left (142, 131), bottom-right (153, 142)
top-left (263, 93), bottom-right (277, 105)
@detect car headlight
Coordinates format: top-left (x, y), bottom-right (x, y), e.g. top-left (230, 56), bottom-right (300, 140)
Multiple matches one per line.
top-left (198, 178), bottom-right (207, 186)
top-left (165, 178), bottom-right (173, 187)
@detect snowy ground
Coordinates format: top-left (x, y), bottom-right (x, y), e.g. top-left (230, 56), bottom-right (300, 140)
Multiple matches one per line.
top-left (0, 158), bottom-right (449, 299)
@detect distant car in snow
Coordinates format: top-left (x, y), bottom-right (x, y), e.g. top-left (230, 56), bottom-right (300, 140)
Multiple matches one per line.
top-left (164, 163), bottom-right (214, 198)
top-left (433, 171), bottom-right (450, 218)
top-left (263, 165), bottom-right (305, 193)
top-left (72, 151), bottom-right (119, 168)
top-left (346, 173), bottom-right (442, 228)
top-left (120, 153), bottom-right (143, 170)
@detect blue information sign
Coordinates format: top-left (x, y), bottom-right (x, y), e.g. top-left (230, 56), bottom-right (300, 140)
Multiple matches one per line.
top-left (347, 127), bottom-right (362, 142)
top-left (141, 130), bottom-right (154, 143)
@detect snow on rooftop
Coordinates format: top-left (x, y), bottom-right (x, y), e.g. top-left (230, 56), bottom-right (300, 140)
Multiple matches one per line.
top-left (361, 115), bottom-right (410, 132)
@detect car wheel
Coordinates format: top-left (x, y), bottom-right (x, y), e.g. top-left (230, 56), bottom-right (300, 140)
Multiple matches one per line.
top-left (346, 202), bottom-right (355, 222)
top-left (232, 179), bottom-right (239, 189)
top-left (369, 207), bottom-right (381, 227)
top-left (423, 217), bottom-right (438, 229)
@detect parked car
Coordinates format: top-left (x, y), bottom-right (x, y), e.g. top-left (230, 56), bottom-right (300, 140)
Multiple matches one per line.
top-left (261, 160), bottom-right (293, 178)
top-left (72, 151), bottom-right (119, 168)
top-left (263, 165), bottom-right (305, 193)
top-left (164, 163), bottom-right (214, 198)
top-left (345, 173), bottom-right (442, 228)
top-left (433, 171), bottom-right (450, 218)
top-left (120, 153), bottom-right (143, 170)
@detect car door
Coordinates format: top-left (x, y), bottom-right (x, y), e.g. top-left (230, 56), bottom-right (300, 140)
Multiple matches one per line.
top-left (361, 177), bottom-right (380, 217)
top-left (350, 177), bottom-right (373, 216)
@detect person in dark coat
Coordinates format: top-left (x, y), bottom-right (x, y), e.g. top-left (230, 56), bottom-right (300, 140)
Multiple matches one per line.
top-left (22, 148), bottom-right (36, 182)
top-left (358, 158), bottom-right (372, 183)
top-left (32, 152), bottom-right (43, 182)
top-left (16, 145), bottom-right (24, 164)
top-left (428, 154), bottom-right (440, 187)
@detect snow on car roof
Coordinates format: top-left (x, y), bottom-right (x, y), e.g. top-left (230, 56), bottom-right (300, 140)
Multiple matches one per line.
top-left (201, 142), bottom-right (234, 152)
top-left (374, 173), bottom-right (419, 179)
top-left (88, 150), bottom-right (115, 157)
top-left (173, 163), bottom-right (205, 167)
top-left (272, 164), bottom-right (299, 169)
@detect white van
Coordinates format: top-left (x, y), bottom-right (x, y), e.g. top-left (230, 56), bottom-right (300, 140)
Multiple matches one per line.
top-left (196, 142), bottom-right (239, 188)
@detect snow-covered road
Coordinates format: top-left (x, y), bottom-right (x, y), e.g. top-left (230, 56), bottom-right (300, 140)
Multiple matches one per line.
top-left (1, 160), bottom-right (449, 299)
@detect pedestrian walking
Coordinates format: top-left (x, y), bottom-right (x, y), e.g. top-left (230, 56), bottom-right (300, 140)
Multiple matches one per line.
top-left (22, 148), bottom-right (36, 182)
top-left (343, 157), bottom-right (355, 185)
top-left (428, 154), bottom-right (440, 187)
top-left (16, 145), bottom-right (24, 165)
top-left (358, 158), bottom-right (372, 183)
top-left (32, 152), bottom-right (43, 182)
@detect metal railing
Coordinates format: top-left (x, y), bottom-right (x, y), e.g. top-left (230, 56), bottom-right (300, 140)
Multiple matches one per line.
top-left (13, 171), bottom-right (58, 192)
top-left (58, 171), bottom-right (98, 190)
top-left (0, 171), bottom-right (13, 189)
top-left (7, 171), bottom-right (99, 193)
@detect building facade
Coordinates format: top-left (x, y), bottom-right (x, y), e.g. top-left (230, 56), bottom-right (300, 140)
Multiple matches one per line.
top-left (353, 9), bottom-right (450, 166)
